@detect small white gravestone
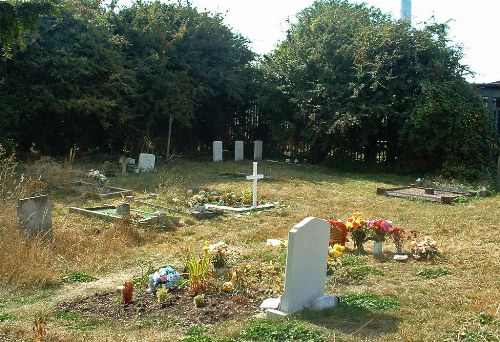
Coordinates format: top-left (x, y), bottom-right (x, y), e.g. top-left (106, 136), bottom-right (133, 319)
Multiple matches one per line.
top-left (138, 153), bottom-right (155, 172)
top-left (254, 140), bottom-right (263, 161)
top-left (235, 141), bottom-right (244, 161)
top-left (213, 141), bottom-right (223, 162)
top-left (17, 195), bottom-right (52, 238)
top-left (265, 217), bottom-right (337, 317)
top-left (246, 162), bottom-right (264, 207)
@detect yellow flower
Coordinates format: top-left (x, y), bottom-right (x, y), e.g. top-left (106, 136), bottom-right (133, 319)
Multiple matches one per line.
top-left (332, 244), bottom-right (345, 258)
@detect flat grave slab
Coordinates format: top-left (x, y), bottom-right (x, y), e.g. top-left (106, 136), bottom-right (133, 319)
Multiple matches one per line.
top-left (69, 205), bottom-right (180, 225)
top-left (71, 181), bottom-right (132, 199)
top-left (376, 185), bottom-right (476, 204)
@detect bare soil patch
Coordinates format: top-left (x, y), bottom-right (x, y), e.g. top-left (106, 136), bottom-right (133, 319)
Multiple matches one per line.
top-left (53, 287), bottom-right (266, 328)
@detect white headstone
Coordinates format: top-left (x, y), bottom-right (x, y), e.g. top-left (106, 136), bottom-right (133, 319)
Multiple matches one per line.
top-left (213, 141), bottom-right (223, 162)
top-left (17, 195), bottom-right (52, 238)
top-left (266, 217), bottom-right (335, 316)
top-left (138, 153), bottom-right (155, 172)
top-left (246, 162), bottom-right (264, 207)
top-left (254, 140), bottom-right (263, 161)
top-left (235, 141), bottom-right (244, 161)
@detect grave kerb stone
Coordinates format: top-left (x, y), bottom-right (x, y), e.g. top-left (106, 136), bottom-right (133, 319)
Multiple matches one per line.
top-left (235, 141), bottom-right (244, 161)
top-left (138, 153), bottom-right (155, 172)
top-left (265, 217), bottom-right (337, 317)
top-left (17, 195), bottom-right (52, 239)
top-left (246, 162), bottom-right (264, 207)
top-left (253, 140), bottom-right (263, 161)
top-left (213, 141), bottom-right (223, 162)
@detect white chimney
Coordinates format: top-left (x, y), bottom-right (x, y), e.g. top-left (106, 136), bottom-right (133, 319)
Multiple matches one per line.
top-left (400, 0), bottom-right (411, 23)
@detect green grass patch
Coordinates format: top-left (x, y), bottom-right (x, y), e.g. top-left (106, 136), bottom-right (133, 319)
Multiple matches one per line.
top-left (417, 268), bottom-right (452, 279)
top-left (350, 266), bottom-right (384, 279)
top-left (341, 292), bottom-right (400, 312)
top-left (0, 313), bottom-right (13, 321)
top-left (339, 254), bottom-right (367, 267)
top-left (0, 288), bottom-right (55, 310)
top-left (235, 320), bottom-right (325, 342)
top-left (62, 271), bottom-right (97, 283)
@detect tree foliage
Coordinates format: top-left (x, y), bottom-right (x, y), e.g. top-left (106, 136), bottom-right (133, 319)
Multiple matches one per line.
top-left (259, 0), bottom-right (495, 178)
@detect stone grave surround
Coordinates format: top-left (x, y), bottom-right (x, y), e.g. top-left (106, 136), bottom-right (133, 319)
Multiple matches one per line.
top-left (17, 195), bottom-right (52, 238)
top-left (264, 217), bottom-right (338, 317)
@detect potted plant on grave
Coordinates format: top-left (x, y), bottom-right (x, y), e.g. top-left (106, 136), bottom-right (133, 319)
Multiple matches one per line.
top-left (367, 218), bottom-right (393, 255)
top-left (346, 211), bottom-right (369, 254)
top-left (390, 226), bottom-right (413, 260)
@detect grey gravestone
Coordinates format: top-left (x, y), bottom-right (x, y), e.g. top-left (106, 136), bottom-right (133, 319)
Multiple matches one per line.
top-left (235, 141), bottom-right (244, 161)
top-left (119, 156), bottom-right (127, 175)
top-left (266, 217), bottom-right (337, 316)
top-left (116, 202), bottom-right (130, 216)
top-left (138, 153), bottom-right (155, 172)
top-left (17, 195), bottom-right (52, 238)
top-left (213, 141), bottom-right (223, 162)
top-left (497, 156), bottom-right (500, 191)
top-left (253, 140), bottom-right (263, 161)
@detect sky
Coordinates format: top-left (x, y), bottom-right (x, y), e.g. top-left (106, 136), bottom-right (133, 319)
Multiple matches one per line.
top-left (117, 0), bottom-right (500, 83)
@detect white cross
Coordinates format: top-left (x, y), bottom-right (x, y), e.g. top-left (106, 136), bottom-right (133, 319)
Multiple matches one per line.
top-left (246, 162), bottom-right (264, 207)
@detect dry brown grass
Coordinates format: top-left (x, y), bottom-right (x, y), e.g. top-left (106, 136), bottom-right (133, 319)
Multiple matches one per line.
top-left (0, 158), bottom-right (499, 341)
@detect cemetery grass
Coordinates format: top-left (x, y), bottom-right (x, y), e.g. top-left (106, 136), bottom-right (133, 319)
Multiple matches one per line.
top-left (0, 159), bottom-right (499, 341)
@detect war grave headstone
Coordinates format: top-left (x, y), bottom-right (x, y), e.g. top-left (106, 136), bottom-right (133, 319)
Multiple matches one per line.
top-left (138, 153), bottom-right (155, 172)
top-left (253, 140), bottom-right (263, 161)
top-left (263, 217), bottom-right (338, 317)
top-left (235, 141), bottom-right (244, 161)
top-left (17, 194), bottom-right (52, 238)
top-left (213, 141), bottom-right (223, 162)
top-left (205, 162), bottom-right (274, 212)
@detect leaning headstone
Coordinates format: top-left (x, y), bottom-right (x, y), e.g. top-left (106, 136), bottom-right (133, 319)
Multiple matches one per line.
top-left (213, 141), bottom-right (223, 162)
top-left (235, 141), bottom-right (244, 161)
top-left (497, 156), bottom-right (500, 191)
top-left (17, 195), bottom-right (52, 238)
top-left (119, 156), bottom-right (128, 175)
top-left (265, 217), bottom-right (337, 317)
top-left (138, 153), bottom-right (155, 172)
top-left (253, 140), bottom-right (263, 161)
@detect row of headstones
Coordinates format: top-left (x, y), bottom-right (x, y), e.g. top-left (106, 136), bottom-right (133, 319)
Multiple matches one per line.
top-left (213, 140), bottom-right (263, 162)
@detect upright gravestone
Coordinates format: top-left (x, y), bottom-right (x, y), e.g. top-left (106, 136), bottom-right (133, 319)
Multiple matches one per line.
top-left (119, 156), bottom-right (128, 175)
top-left (246, 162), bottom-right (264, 207)
top-left (17, 195), bottom-right (52, 238)
top-left (253, 140), bottom-right (263, 161)
top-left (213, 141), bottom-right (223, 162)
top-left (138, 153), bottom-right (155, 172)
top-left (497, 156), bottom-right (500, 191)
top-left (265, 217), bottom-right (337, 317)
top-left (235, 141), bottom-right (244, 161)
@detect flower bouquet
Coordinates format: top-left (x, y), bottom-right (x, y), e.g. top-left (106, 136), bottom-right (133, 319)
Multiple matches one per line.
top-left (87, 169), bottom-right (107, 188)
top-left (346, 210), bottom-right (368, 254)
top-left (410, 235), bottom-right (439, 260)
top-left (367, 218), bottom-right (393, 242)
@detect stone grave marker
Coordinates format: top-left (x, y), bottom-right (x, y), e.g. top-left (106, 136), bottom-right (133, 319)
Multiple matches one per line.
top-left (213, 141), bottom-right (223, 162)
top-left (254, 140), bottom-right (263, 161)
top-left (138, 153), bottom-right (155, 172)
top-left (235, 141), bottom-right (244, 161)
top-left (246, 162), bottom-right (264, 207)
top-left (119, 156), bottom-right (127, 175)
top-left (265, 217), bottom-right (337, 316)
top-left (17, 195), bottom-right (52, 238)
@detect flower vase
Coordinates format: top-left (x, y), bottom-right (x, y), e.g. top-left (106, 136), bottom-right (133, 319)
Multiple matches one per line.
top-left (373, 241), bottom-right (383, 255)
